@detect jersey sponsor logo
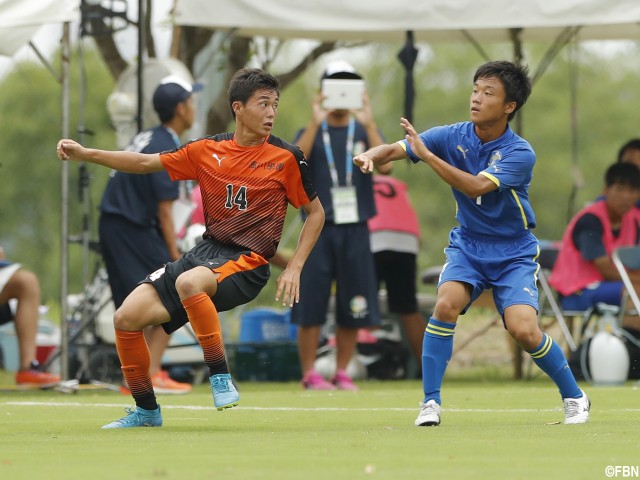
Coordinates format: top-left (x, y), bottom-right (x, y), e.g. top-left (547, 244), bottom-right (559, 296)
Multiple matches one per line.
top-left (456, 145), bottom-right (468, 159)
top-left (299, 159), bottom-right (308, 166)
top-left (212, 153), bottom-right (226, 166)
top-left (523, 287), bottom-right (534, 297)
top-left (249, 161), bottom-right (285, 171)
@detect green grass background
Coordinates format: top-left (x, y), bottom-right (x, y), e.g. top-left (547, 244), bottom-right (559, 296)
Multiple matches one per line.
top-left (0, 373), bottom-right (638, 480)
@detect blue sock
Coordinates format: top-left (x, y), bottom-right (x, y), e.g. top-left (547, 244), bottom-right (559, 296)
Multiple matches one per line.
top-left (422, 317), bottom-right (456, 405)
top-left (529, 333), bottom-right (582, 399)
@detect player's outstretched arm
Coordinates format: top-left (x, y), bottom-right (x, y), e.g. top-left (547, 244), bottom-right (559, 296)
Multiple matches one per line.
top-left (56, 139), bottom-right (164, 174)
top-left (353, 141), bottom-right (405, 174)
top-left (275, 197), bottom-right (325, 307)
top-left (400, 117), bottom-right (496, 198)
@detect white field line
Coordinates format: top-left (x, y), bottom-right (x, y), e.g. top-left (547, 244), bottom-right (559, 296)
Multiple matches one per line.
top-left (3, 401), bottom-right (640, 413)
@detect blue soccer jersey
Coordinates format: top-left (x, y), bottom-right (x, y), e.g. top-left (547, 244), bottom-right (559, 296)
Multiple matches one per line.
top-left (401, 122), bottom-right (536, 238)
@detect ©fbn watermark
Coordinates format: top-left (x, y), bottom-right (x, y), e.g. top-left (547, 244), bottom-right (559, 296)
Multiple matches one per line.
top-left (605, 466), bottom-right (640, 478)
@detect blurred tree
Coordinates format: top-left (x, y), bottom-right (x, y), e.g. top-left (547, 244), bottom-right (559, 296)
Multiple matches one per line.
top-left (83, 0), bottom-right (339, 133)
top-left (0, 50), bottom-right (114, 303)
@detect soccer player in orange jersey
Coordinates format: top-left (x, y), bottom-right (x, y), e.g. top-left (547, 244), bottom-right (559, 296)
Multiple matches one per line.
top-left (57, 68), bottom-right (325, 428)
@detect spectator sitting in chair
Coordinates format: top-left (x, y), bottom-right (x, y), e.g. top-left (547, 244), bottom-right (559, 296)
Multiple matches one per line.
top-left (549, 162), bottom-right (640, 332)
top-left (0, 246), bottom-right (61, 386)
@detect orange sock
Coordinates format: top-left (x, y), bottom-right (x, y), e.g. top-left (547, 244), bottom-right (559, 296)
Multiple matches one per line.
top-left (182, 293), bottom-right (228, 375)
top-left (114, 329), bottom-right (157, 410)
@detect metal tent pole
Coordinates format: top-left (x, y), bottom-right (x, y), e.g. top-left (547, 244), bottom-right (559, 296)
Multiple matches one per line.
top-left (60, 22), bottom-right (71, 381)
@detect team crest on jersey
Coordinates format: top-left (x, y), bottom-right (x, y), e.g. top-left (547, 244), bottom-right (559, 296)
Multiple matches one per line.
top-left (488, 150), bottom-right (503, 171)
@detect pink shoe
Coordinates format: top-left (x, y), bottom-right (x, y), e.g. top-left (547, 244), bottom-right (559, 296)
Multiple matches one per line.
top-left (302, 370), bottom-right (336, 390)
top-left (332, 370), bottom-right (359, 391)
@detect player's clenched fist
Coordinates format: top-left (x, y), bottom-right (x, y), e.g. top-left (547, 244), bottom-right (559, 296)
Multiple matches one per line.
top-left (56, 139), bottom-right (86, 161)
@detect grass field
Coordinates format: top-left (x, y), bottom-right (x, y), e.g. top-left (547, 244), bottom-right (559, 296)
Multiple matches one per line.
top-left (0, 373), bottom-right (638, 480)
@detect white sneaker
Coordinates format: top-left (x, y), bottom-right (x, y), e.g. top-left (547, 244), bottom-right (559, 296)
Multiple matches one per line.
top-left (563, 389), bottom-right (590, 424)
top-left (415, 399), bottom-right (441, 426)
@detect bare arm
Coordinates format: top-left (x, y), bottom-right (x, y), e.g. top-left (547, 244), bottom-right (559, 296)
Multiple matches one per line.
top-left (353, 141), bottom-right (406, 174)
top-left (401, 117), bottom-right (496, 198)
top-left (275, 197), bottom-right (325, 307)
top-left (157, 200), bottom-right (181, 261)
top-left (594, 256), bottom-right (640, 282)
top-left (57, 139), bottom-right (164, 174)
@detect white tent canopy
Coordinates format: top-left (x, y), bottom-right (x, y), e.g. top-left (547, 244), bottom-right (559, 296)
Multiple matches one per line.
top-left (0, 0), bottom-right (78, 56)
top-left (174, 0), bottom-right (640, 43)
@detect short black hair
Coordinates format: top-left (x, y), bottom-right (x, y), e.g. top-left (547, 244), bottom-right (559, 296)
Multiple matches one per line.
top-left (473, 60), bottom-right (532, 122)
top-left (605, 162), bottom-right (640, 189)
top-left (616, 138), bottom-right (640, 163)
top-left (228, 68), bottom-right (280, 119)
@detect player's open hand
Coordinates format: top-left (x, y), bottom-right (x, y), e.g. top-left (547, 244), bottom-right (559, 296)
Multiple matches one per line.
top-left (400, 117), bottom-right (431, 162)
top-left (353, 152), bottom-right (374, 174)
top-left (275, 267), bottom-right (301, 308)
top-left (56, 139), bottom-right (86, 162)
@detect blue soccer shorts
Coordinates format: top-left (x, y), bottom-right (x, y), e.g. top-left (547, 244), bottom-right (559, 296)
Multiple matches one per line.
top-left (438, 227), bottom-right (540, 317)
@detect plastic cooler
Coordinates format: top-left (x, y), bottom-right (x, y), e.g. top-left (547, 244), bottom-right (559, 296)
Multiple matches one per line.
top-left (230, 308), bottom-right (300, 381)
top-left (238, 308), bottom-right (296, 343)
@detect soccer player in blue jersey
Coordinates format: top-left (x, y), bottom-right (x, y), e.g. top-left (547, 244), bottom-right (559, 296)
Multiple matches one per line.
top-left (353, 60), bottom-right (590, 426)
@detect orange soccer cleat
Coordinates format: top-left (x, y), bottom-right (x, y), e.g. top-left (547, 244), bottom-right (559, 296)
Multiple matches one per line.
top-left (15, 369), bottom-right (61, 386)
top-left (151, 370), bottom-right (192, 395)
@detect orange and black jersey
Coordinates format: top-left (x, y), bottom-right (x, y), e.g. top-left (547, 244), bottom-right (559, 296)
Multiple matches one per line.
top-left (160, 133), bottom-right (316, 259)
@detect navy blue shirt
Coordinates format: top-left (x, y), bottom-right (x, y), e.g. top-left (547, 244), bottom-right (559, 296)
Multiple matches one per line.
top-left (100, 126), bottom-right (180, 227)
top-left (295, 121), bottom-right (377, 224)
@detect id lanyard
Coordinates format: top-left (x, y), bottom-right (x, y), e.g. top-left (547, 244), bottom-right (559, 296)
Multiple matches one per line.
top-left (321, 117), bottom-right (355, 187)
top-left (165, 126), bottom-right (181, 149)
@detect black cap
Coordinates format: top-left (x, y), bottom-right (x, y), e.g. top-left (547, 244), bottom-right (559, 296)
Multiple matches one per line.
top-left (152, 75), bottom-right (203, 119)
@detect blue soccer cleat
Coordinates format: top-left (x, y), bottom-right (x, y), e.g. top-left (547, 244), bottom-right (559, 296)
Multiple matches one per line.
top-left (210, 373), bottom-right (239, 410)
top-left (101, 405), bottom-right (163, 429)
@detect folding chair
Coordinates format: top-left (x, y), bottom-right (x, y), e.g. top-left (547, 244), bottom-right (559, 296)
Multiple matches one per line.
top-left (611, 246), bottom-right (640, 315)
top-left (536, 246), bottom-right (584, 352)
